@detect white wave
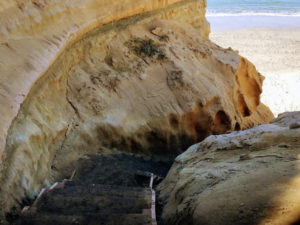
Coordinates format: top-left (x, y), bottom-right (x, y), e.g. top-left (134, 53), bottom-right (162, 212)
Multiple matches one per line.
top-left (206, 12), bottom-right (300, 17)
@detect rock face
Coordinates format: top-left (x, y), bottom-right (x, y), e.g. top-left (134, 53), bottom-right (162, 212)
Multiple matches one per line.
top-left (0, 0), bottom-right (273, 220)
top-left (0, 0), bottom-right (208, 218)
top-left (158, 111), bottom-right (300, 225)
top-left (0, 0), bottom-right (209, 159)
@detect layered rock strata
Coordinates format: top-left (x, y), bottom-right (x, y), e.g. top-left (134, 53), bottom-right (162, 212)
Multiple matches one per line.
top-left (0, 0), bottom-right (273, 220)
top-left (158, 112), bottom-right (300, 225)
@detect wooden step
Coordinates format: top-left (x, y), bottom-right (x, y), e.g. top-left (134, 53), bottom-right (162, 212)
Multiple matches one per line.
top-left (36, 194), bottom-right (151, 214)
top-left (49, 183), bottom-right (152, 198)
top-left (17, 212), bottom-right (152, 225)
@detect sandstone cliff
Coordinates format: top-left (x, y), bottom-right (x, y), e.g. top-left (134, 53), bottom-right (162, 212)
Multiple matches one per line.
top-left (0, 0), bottom-right (272, 219)
top-left (0, 0), bottom-right (209, 217)
top-left (158, 112), bottom-right (300, 225)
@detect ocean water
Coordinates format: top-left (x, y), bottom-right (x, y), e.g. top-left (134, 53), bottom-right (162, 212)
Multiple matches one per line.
top-left (207, 0), bottom-right (300, 16)
top-left (207, 0), bottom-right (300, 29)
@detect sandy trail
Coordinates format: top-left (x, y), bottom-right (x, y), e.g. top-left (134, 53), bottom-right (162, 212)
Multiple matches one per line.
top-left (210, 28), bottom-right (300, 116)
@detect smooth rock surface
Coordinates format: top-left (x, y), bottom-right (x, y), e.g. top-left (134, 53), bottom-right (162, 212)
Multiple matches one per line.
top-left (158, 111), bottom-right (300, 225)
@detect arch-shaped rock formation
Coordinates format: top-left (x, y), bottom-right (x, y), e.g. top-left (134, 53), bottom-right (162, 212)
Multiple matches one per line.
top-left (0, 0), bottom-right (272, 220)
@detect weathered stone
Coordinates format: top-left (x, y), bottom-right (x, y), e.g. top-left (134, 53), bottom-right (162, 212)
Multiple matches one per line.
top-left (0, 0), bottom-right (273, 219)
top-left (158, 111), bottom-right (300, 225)
top-left (0, 0), bottom-right (208, 218)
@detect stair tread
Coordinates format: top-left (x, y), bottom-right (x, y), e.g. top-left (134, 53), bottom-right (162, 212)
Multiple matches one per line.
top-left (19, 212), bottom-right (152, 225)
top-left (55, 182), bottom-right (150, 190)
top-left (36, 196), bottom-right (151, 214)
top-left (49, 187), bottom-right (152, 197)
top-left (63, 182), bottom-right (152, 191)
top-left (41, 194), bottom-right (152, 201)
top-left (48, 184), bottom-right (152, 199)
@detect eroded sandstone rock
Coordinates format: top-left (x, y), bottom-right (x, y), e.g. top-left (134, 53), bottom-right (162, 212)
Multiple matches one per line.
top-left (158, 111), bottom-right (300, 225)
top-left (0, 0), bottom-right (209, 166)
top-left (0, 0), bottom-right (209, 218)
top-left (0, 0), bottom-right (273, 220)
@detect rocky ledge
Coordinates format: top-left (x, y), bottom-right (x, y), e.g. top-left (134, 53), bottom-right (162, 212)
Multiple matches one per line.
top-left (158, 111), bottom-right (300, 225)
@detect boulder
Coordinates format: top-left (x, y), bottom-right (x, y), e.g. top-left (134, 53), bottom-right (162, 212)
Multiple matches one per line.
top-left (158, 111), bottom-right (300, 225)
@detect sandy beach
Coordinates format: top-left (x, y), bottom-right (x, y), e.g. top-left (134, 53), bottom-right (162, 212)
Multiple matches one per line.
top-left (208, 17), bottom-right (300, 116)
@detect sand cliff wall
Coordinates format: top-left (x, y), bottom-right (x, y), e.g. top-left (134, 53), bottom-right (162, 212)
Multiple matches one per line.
top-left (0, 0), bottom-right (209, 166)
top-left (0, 0), bottom-right (210, 217)
top-left (0, 0), bottom-right (273, 220)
